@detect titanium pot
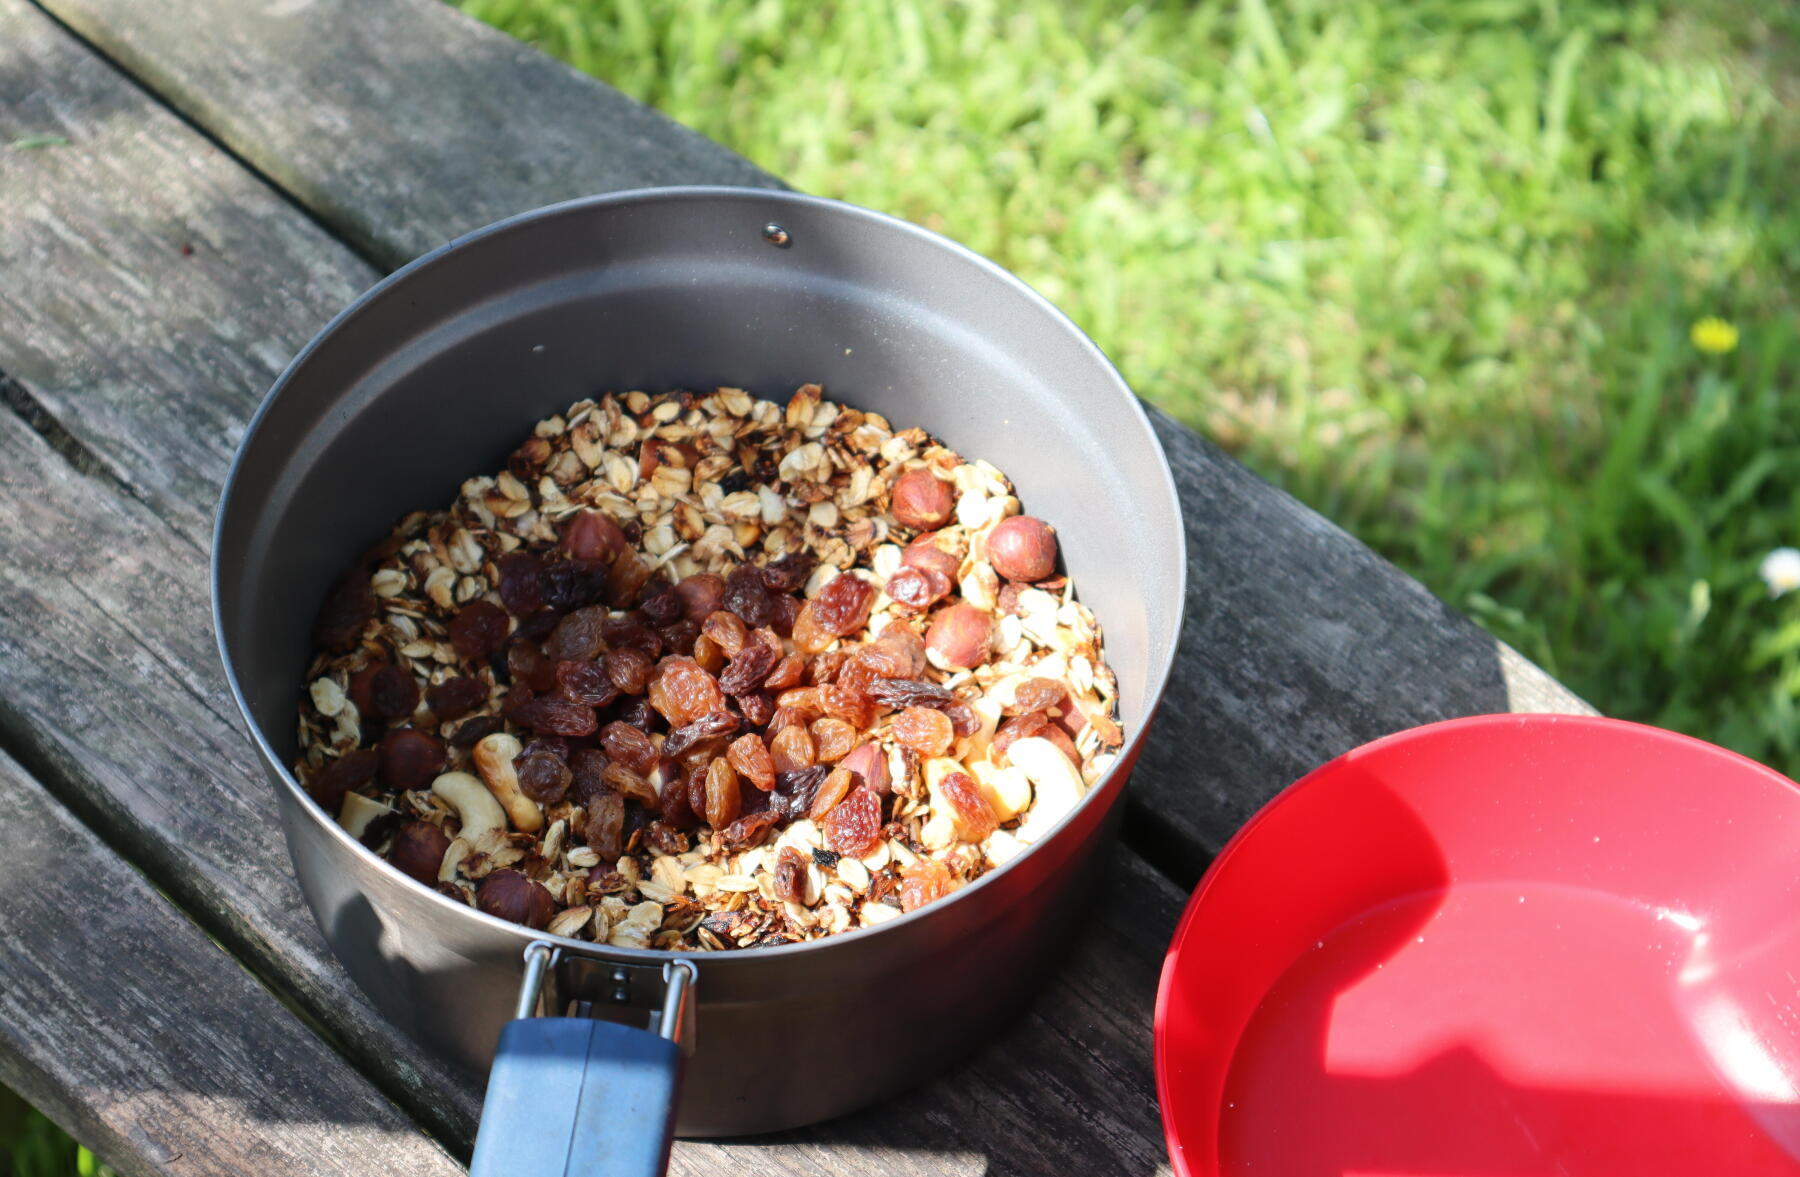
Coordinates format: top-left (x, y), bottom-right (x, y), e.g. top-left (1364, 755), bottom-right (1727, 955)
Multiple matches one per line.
top-left (212, 187), bottom-right (1185, 1172)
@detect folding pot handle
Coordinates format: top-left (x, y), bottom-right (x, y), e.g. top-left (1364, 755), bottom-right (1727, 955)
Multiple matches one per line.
top-left (470, 943), bottom-right (696, 1177)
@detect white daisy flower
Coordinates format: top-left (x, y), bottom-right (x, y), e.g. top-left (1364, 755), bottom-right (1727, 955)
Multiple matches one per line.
top-left (1759, 548), bottom-right (1800, 598)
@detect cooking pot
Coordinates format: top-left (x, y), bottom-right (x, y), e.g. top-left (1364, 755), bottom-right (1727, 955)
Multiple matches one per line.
top-left (212, 187), bottom-right (1185, 1171)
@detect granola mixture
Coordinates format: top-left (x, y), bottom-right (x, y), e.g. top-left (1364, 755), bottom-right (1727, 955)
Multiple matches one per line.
top-left (297, 385), bottom-right (1122, 950)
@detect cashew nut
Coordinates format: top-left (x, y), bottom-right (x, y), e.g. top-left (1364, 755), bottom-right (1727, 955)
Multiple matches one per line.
top-left (431, 770), bottom-right (508, 852)
top-left (336, 792), bottom-right (393, 840)
top-left (1009, 737), bottom-right (1085, 845)
top-left (472, 732), bottom-right (544, 834)
top-left (970, 758), bottom-right (1033, 822)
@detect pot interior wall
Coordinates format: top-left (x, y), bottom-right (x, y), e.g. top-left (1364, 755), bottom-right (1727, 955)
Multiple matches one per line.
top-left (218, 192), bottom-right (1181, 766)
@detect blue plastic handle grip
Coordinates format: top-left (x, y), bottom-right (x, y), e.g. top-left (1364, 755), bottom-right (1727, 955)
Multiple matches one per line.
top-left (469, 1017), bottom-right (683, 1177)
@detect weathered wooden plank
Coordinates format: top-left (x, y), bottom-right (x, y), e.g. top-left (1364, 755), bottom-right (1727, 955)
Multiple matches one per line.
top-left (1128, 411), bottom-right (1593, 869)
top-left (33, 0), bottom-right (779, 270)
top-left (0, 748), bottom-right (464, 1177)
top-left (0, 0), bottom-right (379, 544)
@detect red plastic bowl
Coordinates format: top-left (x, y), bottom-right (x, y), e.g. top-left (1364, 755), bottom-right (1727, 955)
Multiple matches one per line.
top-left (1155, 715), bottom-right (1800, 1176)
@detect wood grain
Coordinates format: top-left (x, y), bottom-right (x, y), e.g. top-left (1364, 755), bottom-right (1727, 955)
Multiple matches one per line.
top-left (0, 748), bottom-right (464, 1177)
top-left (33, 0), bottom-right (780, 270)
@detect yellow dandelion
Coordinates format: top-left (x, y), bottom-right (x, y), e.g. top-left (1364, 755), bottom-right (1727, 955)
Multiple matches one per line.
top-left (1690, 316), bottom-right (1738, 355)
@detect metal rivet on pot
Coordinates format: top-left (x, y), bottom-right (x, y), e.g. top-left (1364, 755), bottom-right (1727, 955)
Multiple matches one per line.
top-left (762, 223), bottom-right (791, 247)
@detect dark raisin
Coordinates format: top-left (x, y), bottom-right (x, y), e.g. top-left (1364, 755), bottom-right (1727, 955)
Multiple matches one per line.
top-left (812, 573), bottom-right (876, 637)
top-left (586, 793), bottom-right (625, 861)
top-left (378, 729), bottom-right (446, 793)
top-left (603, 647), bottom-right (655, 695)
top-left (315, 569), bottom-right (375, 652)
top-left (426, 675), bottom-right (486, 721)
top-left (659, 771), bottom-right (699, 831)
top-left (542, 557), bottom-right (609, 612)
top-left (555, 659), bottom-right (619, 708)
top-left (545, 605), bottom-right (608, 662)
top-left (448, 714), bottom-right (503, 749)
top-left (773, 846), bottom-right (808, 904)
top-left (720, 808), bottom-right (780, 850)
top-left (810, 847), bottom-right (841, 868)
top-left (506, 640), bottom-right (558, 692)
top-left (600, 721), bottom-right (659, 775)
top-left (368, 665), bottom-right (420, 720)
top-left (602, 761), bottom-right (661, 809)
top-left (602, 616), bottom-right (662, 659)
top-left (738, 690), bottom-right (776, 727)
top-left (664, 711), bottom-right (740, 761)
top-left (308, 749), bottom-right (378, 811)
top-left (513, 608), bottom-right (562, 643)
top-left (607, 551), bottom-right (658, 608)
top-left (658, 619), bottom-right (700, 657)
top-left (615, 695), bottom-right (657, 732)
top-left (717, 469), bottom-right (750, 495)
top-left (569, 748), bottom-right (611, 804)
top-left (523, 736), bottom-right (570, 762)
top-left (496, 551), bottom-right (546, 616)
top-left (516, 747), bottom-right (572, 803)
top-left (722, 564), bottom-right (773, 627)
top-left (867, 677), bottom-right (954, 708)
top-left (718, 641), bottom-right (778, 695)
top-left (512, 696), bottom-right (598, 737)
top-left (760, 551), bottom-right (817, 593)
top-left (942, 700), bottom-right (981, 738)
top-left (448, 600), bottom-right (510, 661)
top-left (640, 581), bottom-right (683, 626)
top-left (773, 764), bottom-right (831, 821)
top-left (769, 592), bottom-right (801, 637)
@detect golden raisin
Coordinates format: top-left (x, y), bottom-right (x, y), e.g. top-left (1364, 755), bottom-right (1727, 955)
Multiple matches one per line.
top-left (811, 717), bottom-right (857, 762)
top-left (898, 858), bottom-right (955, 912)
top-left (701, 610), bottom-right (748, 657)
top-left (727, 732), bottom-right (775, 791)
top-left (703, 757), bottom-right (741, 829)
top-left (769, 724), bottom-right (816, 775)
top-left (822, 785), bottom-right (882, 856)
top-left (807, 766), bottom-right (855, 821)
top-left (890, 706), bottom-right (954, 757)
top-left (938, 771), bottom-right (998, 841)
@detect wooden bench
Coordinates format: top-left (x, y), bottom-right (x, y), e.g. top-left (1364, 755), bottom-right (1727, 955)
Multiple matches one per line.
top-left (0, 1), bottom-right (1591, 1172)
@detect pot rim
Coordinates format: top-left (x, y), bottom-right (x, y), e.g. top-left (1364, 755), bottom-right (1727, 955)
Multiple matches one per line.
top-left (211, 184), bottom-right (1187, 968)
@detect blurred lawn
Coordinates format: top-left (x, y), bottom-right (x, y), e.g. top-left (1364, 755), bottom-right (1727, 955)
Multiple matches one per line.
top-left (9, 0), bottom-right (1800, 1167)
top-left (464, 0), bottom-right (1800, 765)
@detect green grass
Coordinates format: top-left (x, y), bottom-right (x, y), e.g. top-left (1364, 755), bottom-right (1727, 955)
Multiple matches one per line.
top-left (10, 0), bottom-right (1800, 1165)
top-left (463, 0), bottom-right (1800, 764)
top-left (0, 1090), bottom-right (114, 1177)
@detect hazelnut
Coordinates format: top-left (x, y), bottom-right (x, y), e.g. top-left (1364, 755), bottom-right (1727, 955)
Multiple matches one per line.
top-left (389, 820), bottom-right (451, 885)
top-left (986, 515), bottom-right (1058, 582)
top-left (674, 572), bottom-right (726, 622)
top-left (925, 603), bottom-right (994, 670)
top-left (902, 533), bottom-right (961, 582)
top-left (476, 868), bottom-right (555, 929)
top-left (840, 742), bottom-right (891, 796)
top-left (378, 728), bottom-right (446, 793)
top-left (890, 468), bottom-right (955, 529)
top-left (562, 509), bottom-right (627, 562)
